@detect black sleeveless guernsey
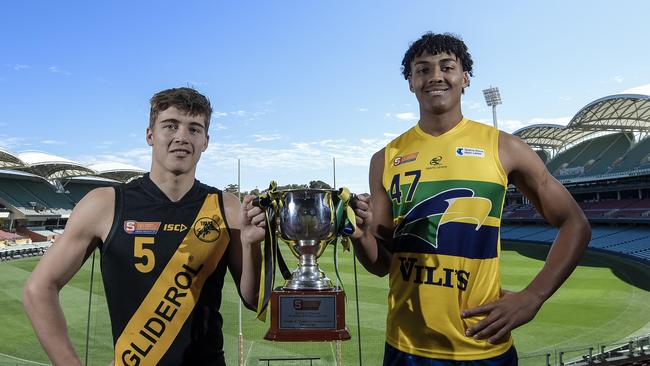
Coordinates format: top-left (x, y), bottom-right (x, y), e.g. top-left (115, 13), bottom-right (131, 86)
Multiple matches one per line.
top-left (101, 174), bottom-right (231, 366)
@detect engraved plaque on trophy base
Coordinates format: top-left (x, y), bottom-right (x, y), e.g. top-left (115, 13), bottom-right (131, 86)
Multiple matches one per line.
top-left (264, 288), bottom-right (351, 342)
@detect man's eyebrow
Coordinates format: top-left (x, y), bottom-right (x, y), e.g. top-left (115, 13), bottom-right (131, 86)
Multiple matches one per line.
top-left (439, 58), bottom-right (458, 64)
top-left (159, 118), bottom-right (179, 124)
top-left (189, 121), bottom-right (206, 129)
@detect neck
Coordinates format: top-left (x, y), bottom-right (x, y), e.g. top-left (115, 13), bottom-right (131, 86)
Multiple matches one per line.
top-left (148, 168), bottom-right (196, 202)
top-left (417, 107), bottom-right (464, 136)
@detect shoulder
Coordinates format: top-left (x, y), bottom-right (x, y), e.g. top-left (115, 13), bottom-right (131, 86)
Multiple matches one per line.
top-left (498, 130), bottom-right (540, 174)
top-left (371, 148), bottom-right (386, 165)
top-left (78, 186), bottom-right (115, 210)
top-left (370, 148), bottom-right (386, 174)
top-left (66, 186), bottom-right (115, 239)
top-left (221, 191), bottom-right (240, 206)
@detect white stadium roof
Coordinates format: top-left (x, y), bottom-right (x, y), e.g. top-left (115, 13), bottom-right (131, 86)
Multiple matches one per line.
top-left (0, 150), bottom-right (144, 183)
top-left (87, 162), bottom-right (146, 182)
top-left (14, 151), bottom-right (95, 180)
top-left (514, 94), bottom-right (650, 152)
top-left (0, 148), bottom-right (24, 169)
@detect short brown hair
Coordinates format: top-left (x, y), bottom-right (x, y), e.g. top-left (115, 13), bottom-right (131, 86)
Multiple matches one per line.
top-left (149, 87), bottom-right (212, 135)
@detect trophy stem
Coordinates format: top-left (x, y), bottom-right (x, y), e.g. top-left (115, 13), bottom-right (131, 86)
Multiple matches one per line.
top-left (284, 253), bottom-right (333, 291)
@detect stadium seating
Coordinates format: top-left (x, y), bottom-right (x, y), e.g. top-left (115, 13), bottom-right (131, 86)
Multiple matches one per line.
top-left (0, 176), bottom-right (74, 213)
top-left (501, 224), bottom-right (650, 262)
top-left (611, 136), bottom-right (650, 173)
top-left (586, 133), bottom-right (634, 175)
top-left (547, 133), bottom-right (633, 179)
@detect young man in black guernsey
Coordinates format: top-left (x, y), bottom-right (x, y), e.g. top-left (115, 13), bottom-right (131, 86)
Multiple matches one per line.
top-left (24, 87), bottom-right (266, 366)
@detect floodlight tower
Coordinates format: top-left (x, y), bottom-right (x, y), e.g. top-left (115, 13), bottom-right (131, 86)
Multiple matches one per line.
top-left (482, 86), bottom-right (502, 129)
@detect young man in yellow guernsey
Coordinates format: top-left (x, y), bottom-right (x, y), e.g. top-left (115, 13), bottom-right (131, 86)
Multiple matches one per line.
top-left (350, 33), bottom-right (591, 365)
top-left (23, 87), bottom-right (266, 366)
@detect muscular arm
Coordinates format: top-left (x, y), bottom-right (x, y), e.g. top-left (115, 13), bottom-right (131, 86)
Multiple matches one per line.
top-left (351, 149), bottom-right (394, 277)
top-left (464, 132), bottom-right (591, 343)
top-left (223, 193), bottom-right (263, 310)
top-left (23, 187), bottom-right (114, 366)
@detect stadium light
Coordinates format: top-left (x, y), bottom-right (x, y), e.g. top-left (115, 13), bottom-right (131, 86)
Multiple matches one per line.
top-left (483, 86), bottom-right (502, 129)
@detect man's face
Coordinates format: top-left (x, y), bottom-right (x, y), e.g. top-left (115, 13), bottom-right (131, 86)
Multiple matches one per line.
top-left (408, 51), bottom-right (469, 115)
top-left (146, 106), bottom-right (209, 176)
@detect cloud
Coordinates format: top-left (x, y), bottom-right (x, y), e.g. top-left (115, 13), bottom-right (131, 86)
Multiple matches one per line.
top-left (0, 135), bottom-right (30, 150)
top-left (357, 107), bottom-right (368, 112)
top-left (48, 66), bottom-right (71, 76)
top-left (200, 135), bottom-right (390, 173)
top-left (41, 139), bottom-right (66, 145)
top-left (559, 95), bottom-right (572, 101)
top-left (619, 83), bottom-right (650, 96)
top-left (529, 117), bottom-right (572, 126)
top-left (213, 123), bottom-right (227, 131)
top-left (461, 100), bottom-right (484, 110)
top-left (232, 110), bottom-right (247, 117)
top-left (610, 75), bottom-right (624, 83)
top-left (474, 116), bottom-right (572, 133)
top-left (13, 64), bottom-right (29, 71)
top-left (95, 141), bottom-right (117, 150)
top-left (395, 112), bottom-right (417, 121)
top-left (77, 147), bottom-right (151, 169)
top-left (214, 111), bottom-right (228, 119)
top-left (251, 133), bottom-right (282, 142)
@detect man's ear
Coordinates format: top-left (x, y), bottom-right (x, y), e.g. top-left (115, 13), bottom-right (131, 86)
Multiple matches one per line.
top-left (408, 76), bottom-right (415, 93)
top-left (463, 71), bottom-right (470, 88)
top-left (146, 127), bottom-right (153, 146)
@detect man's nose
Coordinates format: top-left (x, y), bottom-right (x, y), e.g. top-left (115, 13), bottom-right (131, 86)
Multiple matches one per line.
top-left (173, 126), bottom-right (191, 142)
top-left (428, 67), bottom-right (444, 83)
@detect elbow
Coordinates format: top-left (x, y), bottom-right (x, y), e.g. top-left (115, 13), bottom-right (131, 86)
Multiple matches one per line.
top-left (22, 278), bottom-right (39, 314)
top-left (574, 210), bottom-right (591, 245)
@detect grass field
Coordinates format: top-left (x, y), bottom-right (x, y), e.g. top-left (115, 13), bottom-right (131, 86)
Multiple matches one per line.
top-left (1, 241), bottom-right (649, 365)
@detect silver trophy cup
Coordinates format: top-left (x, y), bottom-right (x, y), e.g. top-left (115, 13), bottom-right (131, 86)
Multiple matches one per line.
top-left (276, 189), bottom-right (338, 290)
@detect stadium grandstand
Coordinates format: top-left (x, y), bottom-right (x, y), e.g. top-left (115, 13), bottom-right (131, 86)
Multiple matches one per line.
top-left (0, 149), bottom-right (144, 260)
top-left (504, 94), bottom-right (650, 261)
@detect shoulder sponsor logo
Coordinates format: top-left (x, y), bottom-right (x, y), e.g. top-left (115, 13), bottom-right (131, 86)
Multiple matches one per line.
top-left (193, 217), bottom-right (221, 243)
top-left (393, 152), bottom-right (419, 166)
top-left (124, 221), bottom-right (161, 235)
top-left (456, 147), bottom-right (485, 157)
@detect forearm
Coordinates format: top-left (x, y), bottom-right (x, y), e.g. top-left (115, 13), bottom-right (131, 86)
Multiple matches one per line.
top-left (23, 283), bottom-right (83, 366)
top-left (524, 216), bottom-right (590, 302)
top-left (351, 231), bottom-right (392, 277)
top-left (238, 241), bottom-right (262, 308)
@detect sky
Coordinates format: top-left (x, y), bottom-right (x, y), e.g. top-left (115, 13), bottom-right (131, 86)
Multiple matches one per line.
top-left (1, 0), bottom-right (649, 193)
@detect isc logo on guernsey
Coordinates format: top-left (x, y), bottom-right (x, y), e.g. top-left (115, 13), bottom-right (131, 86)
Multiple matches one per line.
top-left (163, 224), bottom-right (188, 232)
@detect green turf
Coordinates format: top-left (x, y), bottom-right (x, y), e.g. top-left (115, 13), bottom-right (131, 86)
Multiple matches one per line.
top-left (1, 241), bottom-right (649, 365)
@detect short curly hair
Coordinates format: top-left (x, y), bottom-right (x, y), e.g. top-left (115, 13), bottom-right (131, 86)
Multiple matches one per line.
top-left (401, 32), bottom-right (474, 80)
top-left (149, 87), bottom-right (212, 135)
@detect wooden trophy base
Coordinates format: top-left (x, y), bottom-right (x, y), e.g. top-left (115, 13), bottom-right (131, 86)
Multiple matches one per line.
top-left (264, 287), bottom-right (351, 342)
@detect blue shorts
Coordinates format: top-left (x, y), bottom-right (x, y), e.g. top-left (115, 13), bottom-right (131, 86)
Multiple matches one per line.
top-left (383, 343), bottom-right (518, 366)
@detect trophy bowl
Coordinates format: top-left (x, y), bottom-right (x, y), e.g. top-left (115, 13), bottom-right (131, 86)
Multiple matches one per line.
top-left (276, 189), bottom-right (338, 291)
